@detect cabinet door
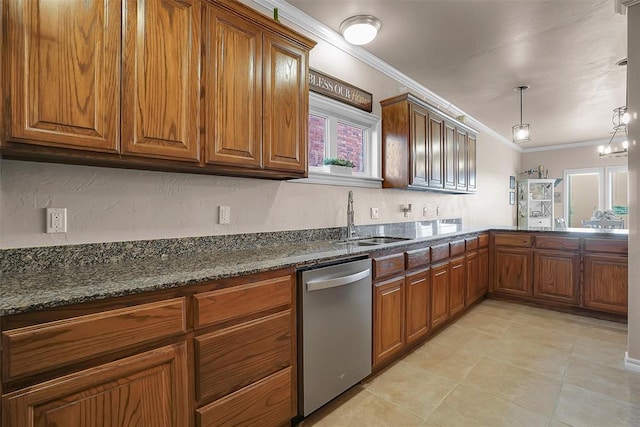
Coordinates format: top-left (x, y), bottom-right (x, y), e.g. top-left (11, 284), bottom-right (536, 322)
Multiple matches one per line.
top-left (203, 4), bottom-right (262, 168)
top-left (493, 247), bottom-right (533, 296)
top-left (449, 257), bottom-right (465, 316)
top-left (583, 254), bottom-right (628, 314)
top-left (478, 247), bottom-right (489, 298)
top-left (122, 0), bottom-right (201, 161)
top-left (3, 343), bottom-right (190, 427)
top-left (430, 262), bottom-right (449, 328)
top-left (456, 129), bottom-right (468, 191)
top-left (534, 250), bottom-right (579, 305)
top-left (6, 0), bottom-right (120, 152)
top-left (465, 251), bottom-right (479, 305)
top-left (405, 268), bottom-right (430, 345)
top-left (467, 134), bottom-right (477, 192)
top-left (373, 276), bottom-right (405, 367)
top-left (427, 114), bottom-right (444, 188)
top-left (263, 33), bottom-right (308, 173)
top-left (443, 123), bottom-right (457, 190)
top-left (410, 103), bottom-right (429, 187)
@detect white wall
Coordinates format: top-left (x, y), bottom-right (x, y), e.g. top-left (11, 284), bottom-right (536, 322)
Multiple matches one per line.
top-left (0, 12), bottom-right (520, 249)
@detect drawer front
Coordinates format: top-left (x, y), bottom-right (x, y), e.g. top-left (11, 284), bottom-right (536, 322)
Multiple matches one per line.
top-left (530, 218), bottom-right (552, 227)
top-left (583, 238), bottom-right (628, 254)
top-left (535, 235), bottom-right (580, 250)
top-left (478, 233), bottom-right (489, 248)
top-left (493, 233), bottom-right (533, 247)
top-left (372, 253), bottom-right (405, 280)
top-left (450, 240), bottom-right (465, 257)
top-left (465, 237), bottom-right (478, 252)
top-left (3, 298), bottom-right (186, 379)
top-left (196, 311), bottom-right (291, 402)
top-left (405, 247), bottom-right (430, 270)
top-left (197, 367), bottom-right (291, 427)
top-left (194, 275), bottom-right (292, 328)
top-left (431, 243), bottom-right (450, 263)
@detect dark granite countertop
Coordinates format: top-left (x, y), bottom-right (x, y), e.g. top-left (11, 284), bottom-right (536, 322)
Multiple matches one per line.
top-left (0, 224), bottom-right (628, 316)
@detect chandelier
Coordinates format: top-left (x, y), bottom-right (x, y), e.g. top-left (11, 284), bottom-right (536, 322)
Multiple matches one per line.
top-left (598, 106), bottom-right (629, 157)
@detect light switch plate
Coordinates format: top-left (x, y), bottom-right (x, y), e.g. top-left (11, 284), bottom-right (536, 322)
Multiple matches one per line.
top-left (46, 208), bottom-right (67, 233)
top-left (219, 206), bottom-right (230, 224)
top-left (370, 207), bottom-right (379, 219)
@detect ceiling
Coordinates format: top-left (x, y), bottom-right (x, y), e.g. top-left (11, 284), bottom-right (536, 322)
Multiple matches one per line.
top-left (286, 0), bottom-right (628, 149)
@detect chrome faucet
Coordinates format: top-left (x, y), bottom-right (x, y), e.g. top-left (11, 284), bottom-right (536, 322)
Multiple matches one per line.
top-left (347, 191), bottom-right (356, 239)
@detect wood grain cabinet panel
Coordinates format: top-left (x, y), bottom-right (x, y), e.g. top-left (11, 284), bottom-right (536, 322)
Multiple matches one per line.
top-left (196, 311), bottom-right (291, 403)
top-left (450, 240), bottom-right (465, 257)
top-left (203, 4), bottom-right (262, 168)
top-left (5, 0), bottom-right (120, 152)
top-left (431, 243), bottom-right (450, 263)
top-left (405, 268), bottom-right (430, 345)
top-left (122, 0), bottom-right (201, 161)
top-left (197, 367), bottom-right (291, 427)
top-left (455, 129), bottom-right (467, 191)
top-left (3, 343), bottom-right (190, 427)
top-left (477, 247), bottom-right (489, 298)
top-left (263, 33), bottom-right (308, 173)
top-left (372, 253), bottom-right (405, 280)
top-left (493, 233), bottom-right (533, 248)
top-left (410, 103), bottom-right (430, 188)
top-left (3, 298), bottom-right (186, 379)
top-left (535, 236), bottom-right (580, 251)
top-left (478, 233), bottom-right (489, 248)
top-left (427, 114), bottom-right (444, 189)
top-left (430, 262), bottom-right (449, 328)
top-left (493, 247), bottom-right (533, 296)
top-left (583, 254), bottom-right (628, 314)
top-left (449, 257), bottom-right (465, 316)
top-left (467, 134), bottom-right (477, 191)
top-left (405, 247), bottom-right (431, 270)
top-left (443, 122), bottom-right (457, 190)
top-left (533, 250), bottom-right (579, 305)
top-left (373, 276), bottom-right (405, 367)
top-left (465, 251), bottom-right (480, 305)
top-left (584, 238), bottom-right (628, 254)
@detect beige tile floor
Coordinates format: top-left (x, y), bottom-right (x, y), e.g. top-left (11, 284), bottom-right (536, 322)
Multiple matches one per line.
top-left (301, 299), bottom-right (639, 427)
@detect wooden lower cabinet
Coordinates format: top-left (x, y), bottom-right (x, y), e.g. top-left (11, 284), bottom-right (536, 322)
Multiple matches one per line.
top-left (430, 262), bottom-right (449, 328)
top-left (493, 247), bottom-right (533, 297)
top-left (465, 251), bottom-right (480, 305)
top-left (533, 250), bottom-right (579, 305)
top-left (478, 247), bottom-right (489, 298)
top-left (2, 342), bottom-right (190, 427)
top-left (405, 268), bottom-right (430, 345)
top-left (373, 276), bottom-right (406, 367)
top-left (449, 257), bottom-right (465, 316)
top-left (583, 254), bottom-right (628, 314)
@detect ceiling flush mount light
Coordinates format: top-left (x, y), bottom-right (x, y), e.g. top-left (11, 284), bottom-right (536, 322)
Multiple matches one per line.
top-left (598, 106), bottom-right (629, 157)
top-left (512, 85), bottom-right (531, 143)
top-left (340, 15), bottom-right (382, 45)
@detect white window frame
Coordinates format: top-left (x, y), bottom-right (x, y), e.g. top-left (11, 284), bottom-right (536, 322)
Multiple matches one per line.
top-left (563, 167), bottom-right (605, 225)
top-left (605, 165), bottom-right (628, 210)
top-left (292, 92), bottom-right (382, 188)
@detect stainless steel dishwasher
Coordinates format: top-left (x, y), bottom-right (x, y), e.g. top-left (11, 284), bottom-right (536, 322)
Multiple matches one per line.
top-left (298, 257), bottom-right (372, 417)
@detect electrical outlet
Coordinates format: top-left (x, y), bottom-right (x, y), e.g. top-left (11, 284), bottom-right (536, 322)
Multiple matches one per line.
top-left (370, 207), bottom-right (379, 219)
top-left (219, 206), bottom-right (231, 224)
top-left (46, 208), bottom-right (67, 233)
top-left (422, 207), bottom-right (429, 217)
top-left (436, 207), bottom-right (441, 216)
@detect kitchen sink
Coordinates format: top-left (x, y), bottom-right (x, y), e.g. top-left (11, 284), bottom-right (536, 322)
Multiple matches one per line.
top-left (337, 236), bottom-right (412, 246)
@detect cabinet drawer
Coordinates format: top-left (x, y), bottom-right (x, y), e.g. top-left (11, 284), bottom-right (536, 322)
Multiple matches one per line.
top-left (530, 218), bottom-right (552, 227)
top-left (3, 298), bottom-right (186, 379)
top-left (431, 243), bottom-right (450, 263)
top-left (478, 233), bottom-right (489, 248)
top-left (450, 240), bottom-right (465, 257)
top-left (196, 311), bottom-right (291, 402)
top-left (405, 247), bottom-right (430, 270)
top-left (465, 237), bottom-right (478, 251)
top-left (372, 253), bottom-right (405, 280)
top-left (583, 238), bottom-right (628, 254)
top-left (535, 236), bottom-right (580, 250)
top-left (494, 233), bottom-right (533, 247)
top-left (194, 275), bottom-right (292, 328)
top-left (197, 367), bottom-right (291, 427)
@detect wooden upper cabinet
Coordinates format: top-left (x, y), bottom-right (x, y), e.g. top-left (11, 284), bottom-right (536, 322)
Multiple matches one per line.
top-left (410, 104), bottom-right (429, 188)
top-left (203, 4), bottom-right (262, 168)
top-left (122, 0), bottom-right (201, 161)
top-left (467, 134), bottom-right (477, 191)
top-left (427, 113), bottom-right (444, 189)
top-left (263, 33), bottom-right (308, 173)
top-left (444, 122), bottom-right (457, 190)
top-left (5, 0), bottom-right (120, 152)
top-left (455, 129), bottom-right (467, 191)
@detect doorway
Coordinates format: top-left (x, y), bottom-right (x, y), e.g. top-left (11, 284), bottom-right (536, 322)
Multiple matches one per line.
top-left (564, 168), bottom-right (604, 228)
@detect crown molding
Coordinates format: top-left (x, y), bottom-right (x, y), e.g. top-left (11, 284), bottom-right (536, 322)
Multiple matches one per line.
top-left (521, 136), bottom-right (628, 153)
top-left (620, 0), bottom-right (640, 7)
top-left (249, 0), bottom-right (521, 152)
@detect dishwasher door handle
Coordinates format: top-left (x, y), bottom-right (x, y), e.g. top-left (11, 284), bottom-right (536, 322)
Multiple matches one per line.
top-left (306, 269), bottom-right (370, 292)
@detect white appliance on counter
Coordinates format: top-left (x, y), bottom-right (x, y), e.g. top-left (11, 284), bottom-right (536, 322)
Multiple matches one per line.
top-left (298, 257), bottom-right (372, 417)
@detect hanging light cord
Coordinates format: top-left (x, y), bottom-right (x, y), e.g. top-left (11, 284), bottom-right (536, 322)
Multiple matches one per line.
top-left (519, 88), bottom-right (524, 126)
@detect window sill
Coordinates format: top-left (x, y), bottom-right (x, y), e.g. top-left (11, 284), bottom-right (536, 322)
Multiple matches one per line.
top-left (290, 171), bottom-right (383, 188)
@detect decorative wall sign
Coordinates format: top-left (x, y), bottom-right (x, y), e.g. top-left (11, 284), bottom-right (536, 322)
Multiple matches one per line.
top-left (509, 191), bottom-right (515, 205)
top-left (509, 175), bottom-right (516, 189)
top-left (309, 69), bottom-right (373, 112)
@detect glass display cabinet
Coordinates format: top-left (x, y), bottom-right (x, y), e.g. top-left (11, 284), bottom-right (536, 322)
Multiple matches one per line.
top-left (517, 179), bottom-right (555, 227)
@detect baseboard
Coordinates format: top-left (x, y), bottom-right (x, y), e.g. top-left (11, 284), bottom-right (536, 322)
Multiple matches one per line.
top-left (624, 352), bottom-right (640, 374)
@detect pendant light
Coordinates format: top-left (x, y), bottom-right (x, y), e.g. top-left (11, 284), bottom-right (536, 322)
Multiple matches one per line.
top-left (340, 15), bottom-right (382, 45)
top-left (512, 85), bottom-right (531, 143)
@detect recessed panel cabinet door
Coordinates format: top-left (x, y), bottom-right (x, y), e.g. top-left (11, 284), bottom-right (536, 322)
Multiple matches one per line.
top-left (203, 4), bottom-right (262, 167)
top-left (122, 0), bottom-right (201, 161)
top-left (6, 0), bottom-right (120, 152)
top-left (405, 268), bottom-right (430, 345)
top-left (583, 254), bottom-right (628, 314)
top-left (443, 123), bottom-right (457, 190)
top-left (410, 104), bottom-right (429, 187)
top-left (456, 129), bottom-right (467, 191)
top-left (427, 114), bottom-right (444, 188)
top-left (430, 262), bottom-right (449, 328)
top-left (373, 276), bottom-right (405, 367)
top-left (533, 250), bottom-right (579, 305)
top-left (263, 34), bottom-right (308, 173)
top-left (467, 134), bottom-right (477, 191)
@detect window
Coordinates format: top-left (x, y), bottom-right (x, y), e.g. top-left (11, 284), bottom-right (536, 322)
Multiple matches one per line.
top-left (301, 92), bottom-right (381, 188)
